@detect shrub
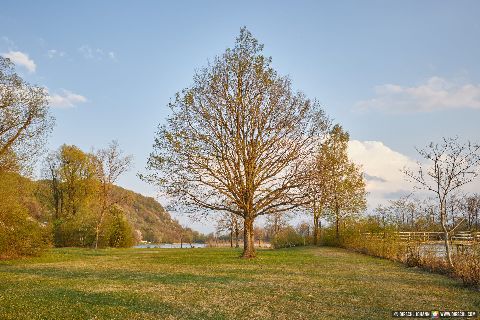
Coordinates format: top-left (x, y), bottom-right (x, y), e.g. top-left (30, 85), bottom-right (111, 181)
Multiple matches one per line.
top-left (453, 246), bottom-right (480, 289)
top-left (52, 213), bottom-right (96, 248)
top-left (321, 217), bottom-right (480, 290)
top-left (0, 172), bottom-right (51, 259)
top-left (103, 207), bottom-right (135, 248)
top-left (271, 227), bottom-right (306, 249)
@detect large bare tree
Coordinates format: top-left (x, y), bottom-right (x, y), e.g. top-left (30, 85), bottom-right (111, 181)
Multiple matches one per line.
top-left (0, 57), bottom-right (54, 172)
top-left (145, 28), bottom-right (328, 258)
top-left (404, 137), bottom-right (480, 267)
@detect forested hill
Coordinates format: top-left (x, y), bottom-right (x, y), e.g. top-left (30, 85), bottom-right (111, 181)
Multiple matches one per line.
top-left (112, 185), bottom-right (188, 243)
top-left (26, 178), bottom-right (197, 244)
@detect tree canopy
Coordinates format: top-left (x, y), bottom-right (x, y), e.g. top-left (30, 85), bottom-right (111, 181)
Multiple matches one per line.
top-left (145, 27), bottom-right (329, 257)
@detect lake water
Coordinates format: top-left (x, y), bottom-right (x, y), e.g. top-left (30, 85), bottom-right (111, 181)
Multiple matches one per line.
top-left (133, 243), bottom-right (207, 249)
top-left (418, 243), bottom-right (475, 258)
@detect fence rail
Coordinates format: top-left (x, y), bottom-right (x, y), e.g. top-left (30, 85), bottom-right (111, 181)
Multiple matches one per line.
top-left (361, 231), bottom-right (480, 244)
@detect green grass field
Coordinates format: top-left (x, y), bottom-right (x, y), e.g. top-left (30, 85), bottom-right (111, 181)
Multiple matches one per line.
top-left (0, 247), bottom-right (478, 319)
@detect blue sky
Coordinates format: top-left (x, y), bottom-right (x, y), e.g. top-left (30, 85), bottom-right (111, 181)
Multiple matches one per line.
top-left (2, 1), bottom-right (480, 232)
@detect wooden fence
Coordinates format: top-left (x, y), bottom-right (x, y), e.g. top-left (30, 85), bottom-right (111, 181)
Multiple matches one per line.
top-left (362, 231), bottom-right (480, 244)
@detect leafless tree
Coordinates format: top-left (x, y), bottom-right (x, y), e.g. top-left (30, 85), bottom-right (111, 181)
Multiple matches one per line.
top-left (463, 194), bottom-right (480, 231)
top-left (404, 137), bottom-right (480, 267)
top-left (216, 212), bottom-right (242, 248)
top-left (144, 28), bottom-right (328, 258)
top-left (265, 211), bottom-right (290, 240)
top-left (0, 57), bottom-right (54, 172)
top-left (93, 140), bottom-right (133, 249)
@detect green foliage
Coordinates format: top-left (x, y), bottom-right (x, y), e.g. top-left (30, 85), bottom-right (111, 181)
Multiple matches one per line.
top-left (103, 207), bottom-right (135, 248)
top-left (306, 124), bottom-right (367, 244)
top-left (271, 226), bottom-right (307, 248)
top-left (52, 212), bottom-right (96, 248)
top-left (43, 144), bottom-right (99, 247)
top-left (0, 172), bottom-right (50, 259)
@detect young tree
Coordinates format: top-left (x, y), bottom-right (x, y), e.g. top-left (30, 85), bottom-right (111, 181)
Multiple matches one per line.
top-left (307, 125), bottom-right (367, 242)
top-left (144, 28), bottom-right (328, 258)
top-left (217, 212), bottom-right (241, 248)
top-left (463, 194), bottom-right (480, 231)
top-left (404, 137), bottom-right (480, 267)
top-left (265, 211), bottom-right (290, 242)
top-left (0, 57), bottom-right (54, 172)
top-left (105, 206), bottom-right (135, 248)
top-left (296, 222), bottom-right (311, 245)
top-left (92, 141), bottom-right (132, 249)
top-left (303, 136), bottom-right (332, 245)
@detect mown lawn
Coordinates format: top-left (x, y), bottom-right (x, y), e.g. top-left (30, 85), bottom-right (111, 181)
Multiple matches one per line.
top-left (0, 246), bottom-right (478, 320)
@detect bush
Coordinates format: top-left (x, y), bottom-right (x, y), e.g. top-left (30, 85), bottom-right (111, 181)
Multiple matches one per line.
top-left (52, 213), bottom-right (97, 248)
top-left (271, 227), bottom-right (306, 249)
top-left (0, 207), bottom-right (51, 259)
top-left (453, 246), bottom-right (480, 289)
top-left (0, 172), bottom-right (50, 259)
top-left (103, 207), bottom-right (135, 248)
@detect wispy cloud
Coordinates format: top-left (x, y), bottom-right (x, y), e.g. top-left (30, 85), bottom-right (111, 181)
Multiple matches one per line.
top-left (46, 49), bottom-right (66, 59)
top-left (356, 77), bottom-right (480, 112)
top-left (108, 51), bottom-right (117, 61)
top-left (78, 45), bottom-right (117, 61)
top-left (1, 50), bottom-right (36, 73)
top-left (1, 36), bottom-right (16, 49)
top-left (48, 89), bottom-right (87, 108)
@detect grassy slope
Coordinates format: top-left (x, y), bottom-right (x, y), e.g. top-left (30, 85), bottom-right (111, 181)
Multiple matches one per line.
top-left (0, 247), bottom-right (478, 320)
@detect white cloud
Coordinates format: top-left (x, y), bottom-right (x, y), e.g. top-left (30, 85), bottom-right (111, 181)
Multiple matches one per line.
top-left (108, 51), bottom-right (117, 61)
top-left (78, 45), bottom-right (94, 59)
top-left (356, 77), bottom-right (480, 112)
top-left (348, 140), bottom-right (480, 210)
top-left (1, 36), bottom-right (16, 49)
top-left (47, 49), bottom-right (65, 58)
top-left (48, 89), bottom-right (87, 108)
top-left (1, 51), bottom-right (36, 73)
top-left (78, 45), bottom-right (116, 61)
top-left (348, 140), bottom-right (418, 208)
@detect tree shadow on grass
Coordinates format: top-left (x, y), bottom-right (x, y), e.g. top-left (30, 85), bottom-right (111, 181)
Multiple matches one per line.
top-left (1, 265), bottom-right (243, 285)
top-left (0, 285), bottom-right (227, 320)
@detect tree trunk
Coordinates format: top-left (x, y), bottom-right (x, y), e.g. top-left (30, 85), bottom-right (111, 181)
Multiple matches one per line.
top-left (242, 216), bottom-right (255, 258)
top-left (475, 208), bottom-right (479, 231)
top-left (335, 209), bottom-right (340, 242)
top-left (235, 224), bottom-right (239, 248)
top-left (95, 226), bottom-right (100, 249)
top-left (313, 215), bottom-right (320, 246)
top-left (94, 208), bottom-right (106, 249)
top-left (230, 229), bottom-right (233, 248)
top-left (440, 202), bottom-right (454, 268)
